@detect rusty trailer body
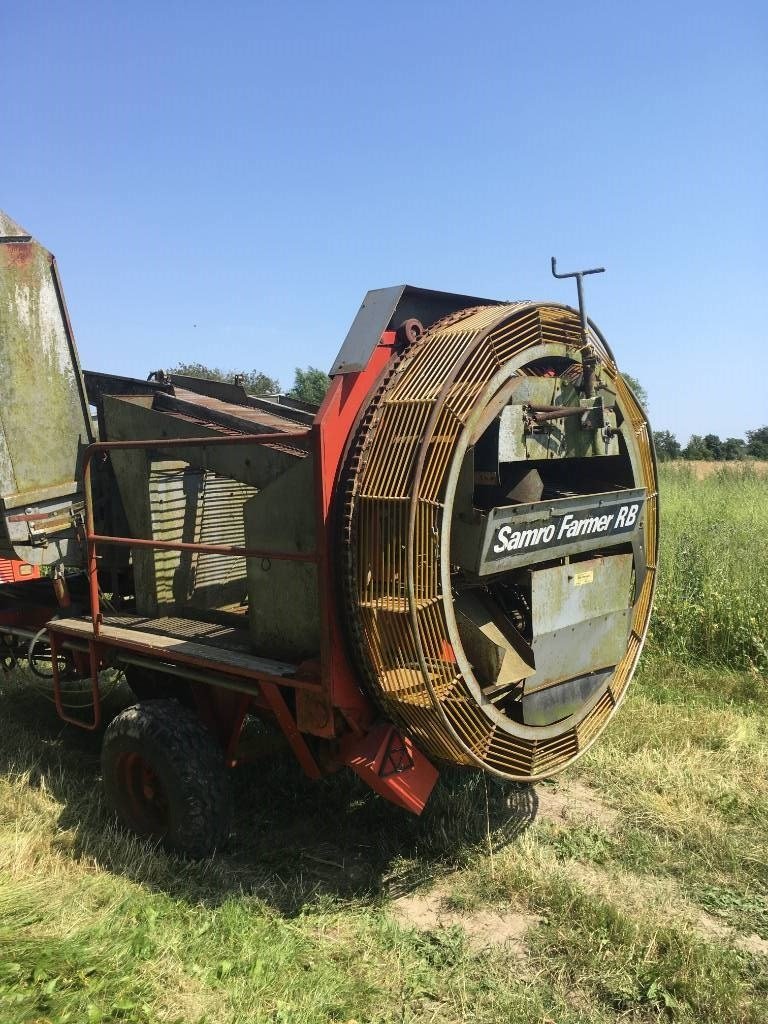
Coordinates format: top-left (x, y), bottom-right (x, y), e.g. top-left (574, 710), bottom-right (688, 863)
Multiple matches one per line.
top-left (0, 212), bottom-right (658, 856)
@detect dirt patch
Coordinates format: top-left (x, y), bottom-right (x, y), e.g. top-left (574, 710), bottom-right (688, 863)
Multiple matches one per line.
top-left (391, 888), bottom-right (542, 954)
top-left (535, 780), bottom-right (618, 830)
top-left (694, 909), bottom-right (732, 942)
top-left (563, 860), bottom-right (768, 957)
top-left (736, 932), bottom-right (768, 957)
top-left (696, 911), bottom-right (768, 957)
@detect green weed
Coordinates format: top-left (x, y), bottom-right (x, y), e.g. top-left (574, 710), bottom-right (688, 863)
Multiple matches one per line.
top-left (649, 463), bottom-right (768, 671)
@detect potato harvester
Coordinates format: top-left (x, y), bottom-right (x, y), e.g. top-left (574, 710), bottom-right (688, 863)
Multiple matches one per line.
top-left (0, 211), bottom-right (658, 856)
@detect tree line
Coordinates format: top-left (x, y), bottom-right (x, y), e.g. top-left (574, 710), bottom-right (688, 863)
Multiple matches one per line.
top-left (168, 362), bottom-right (331, 406)
top-left (621, 373), bottom-right (767, 462)
top-left (652, 428), bottom-right (768, 462)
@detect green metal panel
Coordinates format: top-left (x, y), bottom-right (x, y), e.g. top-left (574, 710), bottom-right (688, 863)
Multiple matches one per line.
top-left (0, 212), bottom-right (92, 564)
top-left (102, 393), bottom-right (306, 617)
top-left (523, 554), bottom-right (633, 692)
top-left (498, 397), bottom-right (619, 461)
top-left (526, 609), bottom-right (631, 691)
top-left (147, 464), bottom-right (256, 614)
top-left (530, 554), bottom-right (633, 634)
top-left (497, 379), bottom-right (618, 462)
top-left (245, 457), bottom-right (319, 662)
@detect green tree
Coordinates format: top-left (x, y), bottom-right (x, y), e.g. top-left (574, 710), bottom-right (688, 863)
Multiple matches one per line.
top-left (683, 434), bottom-right (712, 460)
top-left (703, 434), bottom-right (724, 460)
top-left (722, 437), bottom-right (746, 461)
top-left (621, 373), bottom-right (648, 412)
top-left (289, 366), bottom-right (330, 406)
top-left (746, 426), bottom-right (768, 460)
top-left (168, 362), bottom-right (279, 396)
top-left (653, 430), bottom-right (681, 461)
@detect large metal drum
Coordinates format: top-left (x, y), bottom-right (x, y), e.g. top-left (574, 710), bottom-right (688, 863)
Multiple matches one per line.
top-left (343, 301), bottom-right (658, 780)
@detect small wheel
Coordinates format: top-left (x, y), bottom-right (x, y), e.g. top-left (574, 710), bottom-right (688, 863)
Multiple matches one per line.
top-left (101, 699), bottom-right (231, 858)
top-left (27, 626), bottom-right (75, 680)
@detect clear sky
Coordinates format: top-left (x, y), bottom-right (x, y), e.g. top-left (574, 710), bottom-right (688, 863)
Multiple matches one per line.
top-left (4, 1), bottom-right (766, 442)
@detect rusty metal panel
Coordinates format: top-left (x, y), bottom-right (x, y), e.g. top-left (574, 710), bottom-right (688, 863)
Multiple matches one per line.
top-left (0, 212), bottom-right (92, 564)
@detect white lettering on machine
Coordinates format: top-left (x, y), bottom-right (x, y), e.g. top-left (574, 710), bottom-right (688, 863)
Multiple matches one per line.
top-left (492, 503), bottom-right (640, 556)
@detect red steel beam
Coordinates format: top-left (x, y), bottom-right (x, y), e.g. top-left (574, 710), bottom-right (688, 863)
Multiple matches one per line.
top-left (259, 681), bottom-right (322, 779)
top-left (50, 632), bottom-right (102, 731)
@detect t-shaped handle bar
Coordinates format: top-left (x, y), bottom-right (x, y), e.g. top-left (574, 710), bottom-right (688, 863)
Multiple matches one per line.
top-left (551, 258), bottom-right (606, 398)
top-left (550, 257), bottom-right (605, 343)
top-left (550, 258), bottom-right (605, 281)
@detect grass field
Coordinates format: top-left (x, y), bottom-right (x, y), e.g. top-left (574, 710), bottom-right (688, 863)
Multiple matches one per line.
top-left (1, 463), bottom-right (766, 1023)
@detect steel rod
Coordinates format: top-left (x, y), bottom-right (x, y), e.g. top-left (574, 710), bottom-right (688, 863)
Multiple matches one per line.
top-left (86, 533), bottom-right (318, 561)
top-left (87, 430), bottom-right (312, 451)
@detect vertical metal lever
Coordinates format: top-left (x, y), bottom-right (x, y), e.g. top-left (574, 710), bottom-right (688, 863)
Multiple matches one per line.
top-left (551, 258), bottom-right (605, 397)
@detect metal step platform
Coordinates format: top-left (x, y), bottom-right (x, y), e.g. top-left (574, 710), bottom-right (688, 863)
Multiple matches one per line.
top-left (49, 614), bottom-right (303, 682)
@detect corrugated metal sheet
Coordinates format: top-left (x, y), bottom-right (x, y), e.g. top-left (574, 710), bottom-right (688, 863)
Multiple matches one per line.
top-left (149, 463), bottom-right (256, 613)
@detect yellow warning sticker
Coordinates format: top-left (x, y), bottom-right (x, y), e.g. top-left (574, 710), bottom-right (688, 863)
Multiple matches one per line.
top-left (573, 569), bottom-right (594, 586)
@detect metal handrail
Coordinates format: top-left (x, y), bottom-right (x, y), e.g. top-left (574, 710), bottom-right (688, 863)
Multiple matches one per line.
top-left (82, 428), bottom-right (318, 634)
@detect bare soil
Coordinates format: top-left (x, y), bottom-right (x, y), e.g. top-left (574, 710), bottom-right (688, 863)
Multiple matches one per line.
top-left (535, 779), bottom-right (618, 830)
top-left (391, 887), bottom-right (543, 954)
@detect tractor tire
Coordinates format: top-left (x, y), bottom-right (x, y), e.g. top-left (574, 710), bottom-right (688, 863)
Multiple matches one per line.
top-left (101, 699), bottom-right (231, 858)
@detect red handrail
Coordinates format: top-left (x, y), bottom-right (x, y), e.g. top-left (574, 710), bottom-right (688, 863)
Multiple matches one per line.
top-left (82, 429), bottom-right (318, 634)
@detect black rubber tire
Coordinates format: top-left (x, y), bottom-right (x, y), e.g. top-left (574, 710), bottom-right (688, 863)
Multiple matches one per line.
top-left (101, 699), bottom-right (232, 858)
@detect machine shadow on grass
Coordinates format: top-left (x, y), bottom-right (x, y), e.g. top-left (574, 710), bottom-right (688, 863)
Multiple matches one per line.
top-left (0, 671), bottom-right (537, 915)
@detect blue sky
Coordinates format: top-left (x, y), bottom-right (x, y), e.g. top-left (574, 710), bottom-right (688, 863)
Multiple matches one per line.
top-left (4, 1), bottom-right (766, 442)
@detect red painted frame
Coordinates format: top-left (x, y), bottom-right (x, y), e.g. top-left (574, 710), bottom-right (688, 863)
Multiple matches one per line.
top-left (46, 328), bottom-right (439, 812)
